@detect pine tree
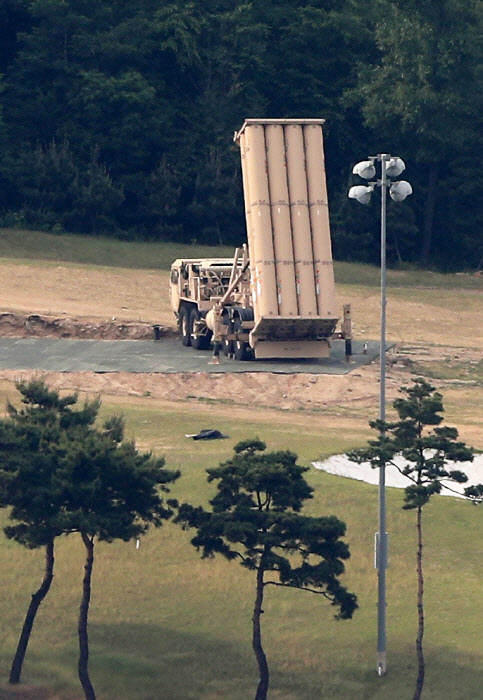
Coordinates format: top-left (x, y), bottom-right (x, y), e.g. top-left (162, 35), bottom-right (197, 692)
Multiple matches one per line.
top-left (0, 379), bottom-right (100, 684)
top-left (60, 414), bottom-right (179, 700)
top-left (0, 379), bottom-right (180, 698)
top-left (177, 439), bottom-right (357, 700)
top-left (349, 378), bottom-right (474, 700)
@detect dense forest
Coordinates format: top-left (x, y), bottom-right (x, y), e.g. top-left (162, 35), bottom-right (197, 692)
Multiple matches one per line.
top-left (0, 0), bottom-right (481, 269)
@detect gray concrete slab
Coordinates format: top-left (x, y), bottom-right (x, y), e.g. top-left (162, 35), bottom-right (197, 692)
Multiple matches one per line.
top-left (0, 338), bottom-right (386, 374)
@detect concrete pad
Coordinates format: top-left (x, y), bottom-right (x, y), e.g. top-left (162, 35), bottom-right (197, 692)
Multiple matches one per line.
top-left (0, 338), bottom-right (387, 374)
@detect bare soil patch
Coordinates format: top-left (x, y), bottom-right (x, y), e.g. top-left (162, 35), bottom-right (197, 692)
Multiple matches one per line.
top-left (0, 259), bottom-right (481, 447)
top-left (0, 260), bottom-right (169, 323)
top-left (0, 311), bottom-right (174, 341)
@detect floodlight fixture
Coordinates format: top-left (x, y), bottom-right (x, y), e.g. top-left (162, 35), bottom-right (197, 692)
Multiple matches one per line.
top-left (385, 157), bottom-right (405, 178)
top-left (352, 160), bottom-right (376, 179)
top-left (389, 180), bottom-right (412, 202)
top-left (348, 184), bottom-right (374, 205)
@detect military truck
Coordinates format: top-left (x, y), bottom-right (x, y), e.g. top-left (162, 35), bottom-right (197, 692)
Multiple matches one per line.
top-left (169, 118), bottom-right (352, 361)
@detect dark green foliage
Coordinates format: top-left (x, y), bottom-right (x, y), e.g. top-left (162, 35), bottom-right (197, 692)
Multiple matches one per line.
top-left (464, 482), bottom-right (483, 504)
top-left (66, 405), bottom-right (179, 700)
top-left (1, 378), bottom-right (179, 544)
top-left (0, 378), bottom-right (102, 683)
top-left (178, 439), bottom-right (357, 699)
top-left (349, 379), bottom-right (473, 504)
top-left (348, 0), bottom-right (483, 268)
top-left (61, 420), bottom-right (179, 542)
top-left (0, 378), bottom-right (180, 694)
top-left (349, 378), bottom-right (474, 700)
top-left (0, 379), bottom-right (101, 547)
top-left (0, 0), bottom-right (481, 268)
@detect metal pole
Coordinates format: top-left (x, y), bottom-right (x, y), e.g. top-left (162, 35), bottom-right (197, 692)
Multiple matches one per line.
top-left (377, 154), bottom-right (388, 676)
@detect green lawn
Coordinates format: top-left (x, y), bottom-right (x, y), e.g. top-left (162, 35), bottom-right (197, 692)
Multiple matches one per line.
top-left (0, 395), bottom-right (481, 700)
top-left (0, 227), bottom-right (235, 270)
top-left (1, 226), bottom-right (481, 289)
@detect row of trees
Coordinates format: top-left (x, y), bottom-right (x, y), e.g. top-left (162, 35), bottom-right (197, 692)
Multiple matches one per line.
top-left (0, 0), bottom-right (481, 269)
top-left (0, 379), bottom-right (358, 700)
top-left (1, 377), bottom-right (480, 699)
top-left (0, 380), bottom-right (180, 698)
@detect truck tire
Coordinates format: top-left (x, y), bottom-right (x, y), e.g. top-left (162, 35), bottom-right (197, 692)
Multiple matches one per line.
top-left (234, 340), bottom-right (251, 361)
top-left (233, 317), bottom-right (253, 361)
top-left (190, 308), bottom-right (212, 350)
top-left (222, 339), bottom-right (234, 357)
top-left (179, 306), bottom-right (191, 347)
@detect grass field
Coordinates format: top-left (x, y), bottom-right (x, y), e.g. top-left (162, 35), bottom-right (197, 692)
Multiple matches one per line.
top-left (1, 226), bottom-right (481, 287)
top-left (0, 228), bottom-right (482, 699)
top-left (0, 392), bottom-right (481, 700)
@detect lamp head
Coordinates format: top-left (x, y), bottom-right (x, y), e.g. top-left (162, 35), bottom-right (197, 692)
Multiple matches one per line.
top-left (389, 180), bottom-right (412, 201)
top-left (352, 160), bottom-right (376, 179)
top-left (348, 184), bottom-right (374, 205)
top-left (386, 157), bottom-right (405, 178)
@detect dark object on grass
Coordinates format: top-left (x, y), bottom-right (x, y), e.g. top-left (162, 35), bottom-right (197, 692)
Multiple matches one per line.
top-left (186, 429), bottom-right (228, 441)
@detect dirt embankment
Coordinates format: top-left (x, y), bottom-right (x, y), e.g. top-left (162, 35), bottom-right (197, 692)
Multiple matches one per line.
top-left (0, 311), bottom-right (175, 340)
top-left (0, 310), bottom-right (400, 413)
top-left (0, 312), bottom-right (479, 416)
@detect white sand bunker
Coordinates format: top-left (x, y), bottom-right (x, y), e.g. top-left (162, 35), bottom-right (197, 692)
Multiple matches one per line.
top-left (313, 453), bottom-right (483, 499)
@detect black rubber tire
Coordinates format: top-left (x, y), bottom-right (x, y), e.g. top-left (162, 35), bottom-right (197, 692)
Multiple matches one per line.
top-left (234, 340), bottom-right (250, 361)
top-left (222, 338), bottom-right (234, 356)
top-left (179, 306), bottom-right (191, 347)
top-left (233, 317), bottom-right (253, 361)
top-left (190, 308), bottom-right (212, 350)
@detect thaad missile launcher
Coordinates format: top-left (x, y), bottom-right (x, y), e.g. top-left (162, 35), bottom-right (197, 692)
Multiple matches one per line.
top-left (169, 119), bottom-right (352, 361)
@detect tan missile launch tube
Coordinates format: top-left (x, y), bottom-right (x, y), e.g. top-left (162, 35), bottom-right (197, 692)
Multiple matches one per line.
top-left (265, 124), bottom-right (298, 316)
top-left (243, 124), bottom-right (278, 318)
top-left (238, 131), bottom-right (260, 319)
top-left (303, 124), bottom-right (337, 318)
top-left (284, 124), bottom-right (317, 316)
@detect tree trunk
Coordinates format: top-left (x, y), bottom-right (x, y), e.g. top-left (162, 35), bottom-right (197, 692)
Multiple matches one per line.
top-left (413, 505), bottom-right (425, 700)
top-left (420, 162), bottom-right (439, 265)
top-left (252, 564), bottom-right (269, 700)
top-left (78, 533), bottom-right (96, 700)
top-left (9, 540), bottom-right (55, 684)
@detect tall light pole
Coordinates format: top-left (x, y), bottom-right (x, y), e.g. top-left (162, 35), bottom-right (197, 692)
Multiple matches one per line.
top-left (348, 155), bottom-right (412, 676)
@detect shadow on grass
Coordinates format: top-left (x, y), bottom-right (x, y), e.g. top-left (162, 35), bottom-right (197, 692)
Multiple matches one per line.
top-left (87, 621), bottom-right (259, 700)
top-left (1, 624), bottom-right (481, 700)
top-left (0, 687), bottom-right (62, 700)
top-left (84, 620), bottom-right (363, 700)
top-left (75, 622), bottom-right (483, 700)
top-left (350, 645), bottom-right (483, 700)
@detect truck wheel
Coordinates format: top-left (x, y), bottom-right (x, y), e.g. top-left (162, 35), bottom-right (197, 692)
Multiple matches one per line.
top-left (190, 308), bottom-right (212, 350)
top-left (222, 339), bottom-right (234, 357)
top-left (234, 340), bottom-right (251, 361)
top-left (233, 318), bottom-right (253, 361)
top-left (179, 307), bottom-right (191, 347)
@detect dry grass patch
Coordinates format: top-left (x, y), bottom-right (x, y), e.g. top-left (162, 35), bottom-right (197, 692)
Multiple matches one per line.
top-left (0, 260), bottom-right (170, 323)
top-left (338, 285), bottom-right (482, 348)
